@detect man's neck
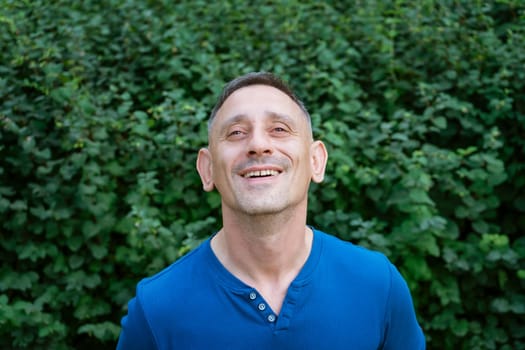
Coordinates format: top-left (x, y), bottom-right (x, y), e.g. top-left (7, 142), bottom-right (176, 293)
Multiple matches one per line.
top-left (210, 206), bottom-right (313, 313)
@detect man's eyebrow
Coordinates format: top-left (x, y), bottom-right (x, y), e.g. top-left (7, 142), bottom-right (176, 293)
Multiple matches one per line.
top-left (265, 110), bottom-right (297, 127)
top-left (216, 110), bottom-right (298, 135)
top-left (217, 114), bottom-right (248, 135)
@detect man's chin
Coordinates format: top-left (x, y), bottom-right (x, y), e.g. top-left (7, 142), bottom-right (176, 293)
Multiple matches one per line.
top-left (237, 201), bottom-right (288, 217)
top-left (242, 207), bottom-right (285, 217)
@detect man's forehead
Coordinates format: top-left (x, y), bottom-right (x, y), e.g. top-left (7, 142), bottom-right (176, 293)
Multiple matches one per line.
top-left (216, 85), bottom-right (303, 119)
top-left (223, 84), bottom-right (297, 104)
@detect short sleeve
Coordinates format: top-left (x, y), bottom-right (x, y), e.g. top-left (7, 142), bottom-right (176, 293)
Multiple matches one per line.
top-left (381, 262), bottom-right (426, 350)
top-left (116, 293), bottom-right (157, 350)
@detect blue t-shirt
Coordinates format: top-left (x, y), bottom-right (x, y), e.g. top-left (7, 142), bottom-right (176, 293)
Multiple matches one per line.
top-left (117, 228), bottom-right (425, 349)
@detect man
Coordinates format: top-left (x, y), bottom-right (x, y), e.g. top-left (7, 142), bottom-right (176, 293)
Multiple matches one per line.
top-left (117, 72), bottom-right (425, 349)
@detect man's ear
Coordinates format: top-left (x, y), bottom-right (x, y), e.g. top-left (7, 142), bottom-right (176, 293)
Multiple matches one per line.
top-left (196, 148), bottom-right (215, 192)
top-left (310, 140), bottom-right (328, 183)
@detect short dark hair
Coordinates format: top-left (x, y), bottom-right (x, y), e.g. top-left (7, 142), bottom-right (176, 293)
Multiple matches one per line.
top-left (208, 72), bottom-right (311, 130)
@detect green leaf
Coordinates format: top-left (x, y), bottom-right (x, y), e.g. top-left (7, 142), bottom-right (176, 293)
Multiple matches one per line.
top-left (0, 197), bottom-right (10, 212)
top-left (452, 319), bottom-right (469, 337)
top-left (0, 271), bottom-right (39, 291)
top-left (89, 244), bottom-right (108, 260)
top-left (77, 322), bottom-right (121, 341)
top-left (403, 256), bottom-right (432, 281)
top-left (408, 188), bottom-right (434, 206)
top-left (68, 255), bottom-right (84, 269)
top-left (67, 235), bottom-right (84, 252)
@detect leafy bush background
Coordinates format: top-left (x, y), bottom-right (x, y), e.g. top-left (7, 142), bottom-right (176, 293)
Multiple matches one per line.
top-left (1, 1), bottom-right (524, 349)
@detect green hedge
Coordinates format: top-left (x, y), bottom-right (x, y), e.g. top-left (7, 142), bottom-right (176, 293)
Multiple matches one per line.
top-left (1, 1), bottom-right (524, 349)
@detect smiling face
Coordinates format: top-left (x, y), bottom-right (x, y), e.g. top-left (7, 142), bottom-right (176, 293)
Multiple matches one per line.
top-left (197, 84), bottom-right (327, 217)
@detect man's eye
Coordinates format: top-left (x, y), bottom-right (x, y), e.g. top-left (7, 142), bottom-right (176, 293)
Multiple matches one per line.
top-left (228, 130), bottom-right (243, 137)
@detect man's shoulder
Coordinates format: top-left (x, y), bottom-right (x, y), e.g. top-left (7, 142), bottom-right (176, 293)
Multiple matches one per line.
top-left (317, 229), bottom-right (388, 262)
top-left (136, 239), bottom-right (211, 296)
top-left (124, 238), bottom-right (219, 337)
top-left (315, 229), bottom-right (393, 281)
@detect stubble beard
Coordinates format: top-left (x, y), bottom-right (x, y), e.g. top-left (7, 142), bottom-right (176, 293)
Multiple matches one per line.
top-left (232, 188), bottom-right (289, 216)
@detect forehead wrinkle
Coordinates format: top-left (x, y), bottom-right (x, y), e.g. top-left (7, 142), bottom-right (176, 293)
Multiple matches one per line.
top-left (265, 110), bottom-right (297, 125)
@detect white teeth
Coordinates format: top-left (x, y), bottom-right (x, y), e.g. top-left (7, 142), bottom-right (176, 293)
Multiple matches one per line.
top-left (243, 170), bottom-right (279, 178)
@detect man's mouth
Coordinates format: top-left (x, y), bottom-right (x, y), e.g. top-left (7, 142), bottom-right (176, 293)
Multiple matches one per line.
top-left (243, 169), bottom-right (280, 178)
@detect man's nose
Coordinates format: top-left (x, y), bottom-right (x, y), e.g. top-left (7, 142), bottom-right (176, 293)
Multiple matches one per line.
top-left (247, 129), bottom-right (273, 156)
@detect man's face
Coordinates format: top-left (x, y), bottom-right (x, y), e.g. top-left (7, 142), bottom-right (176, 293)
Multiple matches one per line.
top-left (197, 84), bottom-right (327, 216)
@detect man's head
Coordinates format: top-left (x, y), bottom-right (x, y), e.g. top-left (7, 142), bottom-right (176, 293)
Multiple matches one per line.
top-left (197, 72), bottom-right (327, 217)
top-left (208, 72), bottom-right (312, 139)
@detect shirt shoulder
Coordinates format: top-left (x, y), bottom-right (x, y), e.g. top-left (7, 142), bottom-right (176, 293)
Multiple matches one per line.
top-left (313, 229), bottom-right (425, 349)
top-left (316, 229), bottom-right (392, 282)
top-left (137, 238), bottom-right (212, 299)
